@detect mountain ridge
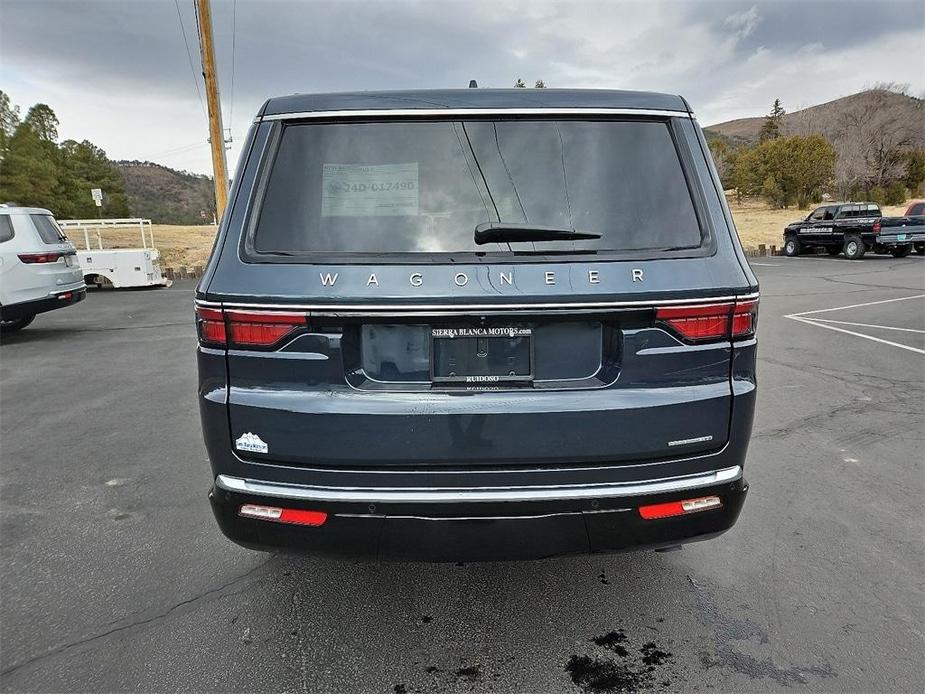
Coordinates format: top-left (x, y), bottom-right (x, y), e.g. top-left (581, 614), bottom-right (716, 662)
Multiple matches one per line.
top-left (704, 89), bottom-right (924, 148)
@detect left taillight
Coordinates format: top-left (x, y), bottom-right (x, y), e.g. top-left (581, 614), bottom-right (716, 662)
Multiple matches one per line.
top-left (195, 306), bottom-right (307, 349)
top-left (656, 299), bottom-right (758, 343)
top-left (196, 306), bottom-right (227, 347)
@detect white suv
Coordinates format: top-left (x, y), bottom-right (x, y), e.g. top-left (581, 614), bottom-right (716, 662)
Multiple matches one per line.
top-left (0, 206), bottom-right (86, 333)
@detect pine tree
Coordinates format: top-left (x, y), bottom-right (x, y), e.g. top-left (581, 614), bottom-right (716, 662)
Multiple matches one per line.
top-left (0, 104), bottom-right (62, 209)
top-left (0, 89), bottom-right (21, 165)
top-left (759, 99), bottom-right (786, 142)
top-left (0, 98), bottom-right (130, 217)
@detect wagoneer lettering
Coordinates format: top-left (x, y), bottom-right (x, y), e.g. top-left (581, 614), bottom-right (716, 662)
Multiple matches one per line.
top-left (197, 89), bottom-right (758, 562)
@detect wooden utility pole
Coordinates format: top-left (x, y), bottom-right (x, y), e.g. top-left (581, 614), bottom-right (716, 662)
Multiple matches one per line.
top-left (195, 0), bottom-right (229, 220)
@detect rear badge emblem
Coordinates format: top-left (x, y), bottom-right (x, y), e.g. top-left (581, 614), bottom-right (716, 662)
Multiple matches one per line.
top-left (236, 432), bottom-right (268, 454)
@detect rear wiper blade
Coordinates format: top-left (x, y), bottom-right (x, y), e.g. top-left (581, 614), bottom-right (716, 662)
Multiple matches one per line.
top-left (474, 223), bottom-right (602, 245)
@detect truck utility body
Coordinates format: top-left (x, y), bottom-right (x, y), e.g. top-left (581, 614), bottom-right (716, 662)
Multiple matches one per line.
top-left (57, 218), bottom-right (170, 288)
top-left (783, 202), bottom-right (925, 259)
top-left (197, 89), bottom-right (758, 561)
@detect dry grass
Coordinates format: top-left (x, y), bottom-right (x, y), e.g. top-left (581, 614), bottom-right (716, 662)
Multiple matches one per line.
top-left (75, 197), bottom-right (916, 268)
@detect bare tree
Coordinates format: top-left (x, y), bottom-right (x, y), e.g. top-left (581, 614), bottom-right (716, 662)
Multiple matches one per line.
top-left (830, 88), bottom-right (921, 195)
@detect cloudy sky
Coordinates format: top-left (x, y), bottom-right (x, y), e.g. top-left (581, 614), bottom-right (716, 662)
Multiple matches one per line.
top-left (2, 0), bottom-right (922, 176)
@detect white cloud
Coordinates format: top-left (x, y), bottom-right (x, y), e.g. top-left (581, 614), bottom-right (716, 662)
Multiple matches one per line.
top-left (1, 0), bottom-right (921, 175)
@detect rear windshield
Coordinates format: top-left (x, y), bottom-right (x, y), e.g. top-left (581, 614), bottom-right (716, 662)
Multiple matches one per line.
top-left (31, 214), bottom-right (69, 244)
top-left (252, 119), bottom-right (703, 257)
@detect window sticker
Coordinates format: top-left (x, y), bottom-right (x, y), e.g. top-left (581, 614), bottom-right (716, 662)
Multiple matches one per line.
top-left (321, 163), bottom-right (419, 217)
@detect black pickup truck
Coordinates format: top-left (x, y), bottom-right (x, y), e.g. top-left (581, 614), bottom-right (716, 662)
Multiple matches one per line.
top-left (782, 202), bottom-right (925, 259)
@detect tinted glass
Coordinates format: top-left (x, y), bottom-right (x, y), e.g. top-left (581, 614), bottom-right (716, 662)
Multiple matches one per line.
top-left (31, 214), bottom-right (68, 244)
top-left (909, 202), bottom-right (925, 215)
top-left (254, 119), bottom-right (702, 255)
top-left (0, 216), bottom-right (13, 243)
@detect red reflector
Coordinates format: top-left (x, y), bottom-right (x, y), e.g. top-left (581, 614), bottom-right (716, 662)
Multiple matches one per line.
top-left (19, 252), bottom-right (63, 264)
top-left (639, 495), bottom-right (722, 520)
top-left (239, 504), bottom-right (327, 526)
top-left (58, 292), bottom-right (72, 300)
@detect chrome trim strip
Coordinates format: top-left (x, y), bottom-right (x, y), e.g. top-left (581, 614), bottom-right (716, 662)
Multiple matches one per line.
top-left (374, 512), bottom-right (586, 521)
top-left (215, 465), bottom-right (741, 503)
top-left (237, 440), bottom-right (731, 475)
top-left (260, 107), bottom-right (690, 122)
top-left (196, 292), bottom-right (759, 314)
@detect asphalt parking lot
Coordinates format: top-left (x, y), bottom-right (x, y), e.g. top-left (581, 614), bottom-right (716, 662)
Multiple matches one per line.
top-left (1, 255), bottom-right (923, 693)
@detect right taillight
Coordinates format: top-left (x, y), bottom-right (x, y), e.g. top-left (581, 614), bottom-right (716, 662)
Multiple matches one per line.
top-left (656, 299), bottom-right (758, 343)
top-left (731, 299), bottom-right (758, 339)
top-left (195, 306), bottom-right (307, 349)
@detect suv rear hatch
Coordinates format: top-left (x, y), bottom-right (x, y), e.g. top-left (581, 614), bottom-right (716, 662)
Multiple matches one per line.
top-left (202, 113), bottom-right (755, 470)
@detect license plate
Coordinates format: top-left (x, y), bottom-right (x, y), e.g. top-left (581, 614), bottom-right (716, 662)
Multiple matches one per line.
top-left (897, 234), bottom-right (907, 241)
top-left (431, 327), bottom-right (533, 384)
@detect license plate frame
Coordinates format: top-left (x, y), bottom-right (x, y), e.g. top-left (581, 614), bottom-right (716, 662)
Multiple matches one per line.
top-left (430, 326), bottom-right (534, 385)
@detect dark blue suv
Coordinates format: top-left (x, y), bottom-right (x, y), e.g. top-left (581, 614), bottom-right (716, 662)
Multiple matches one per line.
top-left (196, 89), bottom-right (758, 561)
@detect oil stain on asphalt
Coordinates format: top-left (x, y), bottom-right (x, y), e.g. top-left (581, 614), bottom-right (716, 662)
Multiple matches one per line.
top-left (566, 629), bottom-right (676, 692)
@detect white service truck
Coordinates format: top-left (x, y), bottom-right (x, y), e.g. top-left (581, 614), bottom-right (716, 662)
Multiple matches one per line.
top-left (57, 218), bottom-right (171, 288)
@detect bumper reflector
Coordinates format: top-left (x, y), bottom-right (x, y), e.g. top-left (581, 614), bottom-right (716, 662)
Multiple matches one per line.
top-left (639, 495), bottom-right (722, 520)
top-left (239, 504), bottom-right (328, 527)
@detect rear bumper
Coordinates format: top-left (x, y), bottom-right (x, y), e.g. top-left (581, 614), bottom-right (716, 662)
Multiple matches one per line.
top-left (0, 287), bottom-right (86, 321)
top-left (209, 468), bottom-right (748, 561)
top-left (877, 231), bottom-right (925, 245)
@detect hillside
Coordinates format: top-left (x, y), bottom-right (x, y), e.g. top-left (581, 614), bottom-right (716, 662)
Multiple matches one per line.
top-left (115, 161), bottom-right (215, 225)
top-left (704, 89), bottom-right (925, 148)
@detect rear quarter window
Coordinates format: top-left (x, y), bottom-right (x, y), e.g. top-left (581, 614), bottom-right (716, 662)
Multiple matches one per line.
top-left (249, 118), bottom-right (705, 259)
top-left (0, 216), bottom-right (13, 243)
top-left (31, 214), bottom-right (69, 244)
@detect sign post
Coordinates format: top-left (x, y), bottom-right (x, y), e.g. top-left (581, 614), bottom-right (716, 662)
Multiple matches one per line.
top-left (91, 188), bottom-right (103, 219)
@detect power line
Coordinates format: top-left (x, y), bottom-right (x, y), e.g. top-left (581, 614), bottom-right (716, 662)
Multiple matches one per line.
top-left (174, 0), bottom-right (207, 118)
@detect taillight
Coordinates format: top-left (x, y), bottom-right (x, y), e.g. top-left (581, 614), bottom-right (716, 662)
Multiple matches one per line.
top-left (731, 299), bottom-right (758, 339)
top-left (195, 306), bottom-right (307, 349)
top-left (656, 299), bottom-right (758, 342)
top-left (639, 495), bottom-right (722, 520)
top-left (873, 220), bottom-right (881, 234)
top-left (196, 307), bottom-right (226, 347)
top-left (225, 310), bottom-right (306, 347)
top-left (18, 252), bottom-right (63, 264)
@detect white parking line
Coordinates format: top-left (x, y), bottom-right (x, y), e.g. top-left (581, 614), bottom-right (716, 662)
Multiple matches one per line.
top-left (784, 293), bottom-right (925, 356)
top-left (787, 316), bottom-right (925, 355)
top-left (809, 318), bottom-right (925, 334)
top-left (786, 293), bottom-right (925, 318)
